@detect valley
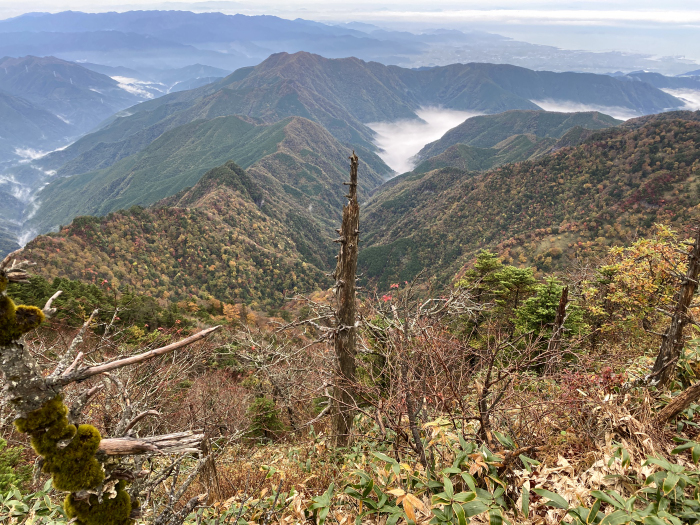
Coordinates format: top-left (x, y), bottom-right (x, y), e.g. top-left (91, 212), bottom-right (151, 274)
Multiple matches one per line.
top-left (1, 50), bottom-right (694, 255)
top-left (4, 7), bottom-right (700, 525)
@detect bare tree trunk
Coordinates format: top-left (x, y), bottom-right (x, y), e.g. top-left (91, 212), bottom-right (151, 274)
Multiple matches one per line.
top-left (654, 380), bottom-right (700, 426)
top-left (651, 227), bottom-right (700, 388)
top-left (331, 152), bottom-right (360, 447)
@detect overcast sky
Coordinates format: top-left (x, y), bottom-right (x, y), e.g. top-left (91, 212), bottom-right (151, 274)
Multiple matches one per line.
top-left (0, 0), bottom-right (698, 58)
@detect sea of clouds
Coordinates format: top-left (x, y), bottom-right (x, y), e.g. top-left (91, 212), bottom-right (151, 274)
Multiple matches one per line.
top-left (530, 99), bottom-right (642, 121)
top-left (661, 89), bottom-right (700, 111)
top-left (366, 107), bottom-right (483, 174)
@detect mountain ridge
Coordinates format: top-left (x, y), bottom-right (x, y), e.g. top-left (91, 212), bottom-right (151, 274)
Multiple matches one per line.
top-left (360, 112), bottom-right (700, 287)
top-left (20, 161), bottom-right (333, 307)
top-left (36, 52), bottom-right (685, 178)
top-left (27, 115), bottom-right (389, 245)
top-left (416, 110), bottom-right (621, 160)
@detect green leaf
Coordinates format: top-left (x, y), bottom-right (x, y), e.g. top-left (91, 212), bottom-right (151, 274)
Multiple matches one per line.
top-left (642, 517), bottom-right (668, 525)
top-left (662, 472), bottom-right (680, 495)
top-left (692, 445), bottom-right (700, 465)
top-left (591, 490), bottom-right (624, 509)
top-left (533, 488), bottom-right (569, 509)
top-left (373, 452), bottom-right (398, 465)
top-left (452, 503), bottom-right (467, 525)
top-left (521, 487), bottom-right (530, 518)
top-left (443, 477), bottom-right (454, 500)
top-left (519, 454), bottom-right (540, 474)
top-left (387, 514), bottom-right (400, 525)
top-left (671, 441), bottom-right (696, 453)
top-left (461, 473), bottom-right (477, 492)
top-left (588, 499), bottom-right (601, 524)
top-left (489, 508), bottom-right (504, 525)
top-left (620, 447), bottom-right (630, 468)
top-left (644, 457), bottom-right (674, 471)
top-left (432, 493), bottom-right (452, 505)
top-left (453, 492), bottom-right (476, 503)
top-left (493, 431), bottom-right (515, 450)
top-left (567, 507), bottom-right (589, 524)
top-left (462, 500), bottom-right (489, 517)
top-left (599, 510), bottom-right (632, 525)
top-left (318, 505), bottom-right (330, 525)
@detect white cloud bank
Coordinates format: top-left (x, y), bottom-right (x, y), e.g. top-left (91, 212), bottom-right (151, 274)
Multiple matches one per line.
top-left (531, 99), bottom-right (642, 121)
top-left (112, 76), bottom-right (160, 99)
top-left (367, 107), bottom-right (482, 174)
top-left (661, 89), bottom-right (700, 111)
top-left (337, 9), bottom-right (700, 27)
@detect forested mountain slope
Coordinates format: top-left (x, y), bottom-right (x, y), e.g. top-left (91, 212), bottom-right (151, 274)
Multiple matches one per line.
top-left (21, 162), bottom-right (332, 307)
top-left (0, 55), bottom-right (143, 133)
top-left (361, 112), bottom-right (700, 288)
top-left (36, 52), bottom-right (683, 177)
top-left (27, 116), bottom-right (388, 235)
top-left (412, 135), bottom-right (560, 175)
top-left (0, 90), bottom-right (73, 165)
top-left (417, 110), bottom-right (621, 159)
top-left (411, 110), bottom-right (621, 174)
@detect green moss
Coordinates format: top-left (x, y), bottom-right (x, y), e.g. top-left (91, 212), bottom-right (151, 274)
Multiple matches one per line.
top-left (65, 480), bottom-right (133, 525)
top-left (13, 396), bottom-right (133, 522)
top-left (14, 395), bottom-right (68, 434)
top-left (49, 425), bottom-right (104, 492)
top-left (7, 286), bottom-right (128, 524)
top-left (0, 295), bottom-right (45, 345)
top-left (16, 397), bottom-right (105, 492)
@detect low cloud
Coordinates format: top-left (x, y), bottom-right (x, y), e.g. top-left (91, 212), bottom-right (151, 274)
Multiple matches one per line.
top-left (323, 8), bottom-right (700, 27)
top-left (14, 147), bottom-right (50, 162)
top-left (367, 107), bottom-right (482, 174)
top-left (531, 99), bottom-right (641, 121)
top-left (112, 76), bottom-right (161, 99)
top-left (661, 89), bottom-right (700, 111)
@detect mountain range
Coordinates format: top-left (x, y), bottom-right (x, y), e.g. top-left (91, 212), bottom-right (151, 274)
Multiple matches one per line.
top-left (416, 110), bottom-right (621, 159)
top-left (27, 115), bottom-right (388, 242)
top-left (17, 111), bottom-right (700, 306)
top-left (0, 11), bottom-right (696, 75)
top-left (3, 51), bottom-right (690, 251)
top-left (0, 55), bottom-right (143, 132)
top-left (360, 111), bottom-right (700, 288)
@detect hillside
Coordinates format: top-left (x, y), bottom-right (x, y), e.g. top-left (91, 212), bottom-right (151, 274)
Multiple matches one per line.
top-left (21, 161), bottom-right (332, 307)
top-left (417, 110), bottom-right (620, 159)
top-left (360, 113), bottom-right (700, 288)
top-left (27, 116), bottom-right (388, 243)
top-left (36, 52), bottom-right (683, 178)
top-left (622, 71), bottom-right (700, 90)
top-left (0, 55), bottom-right (144, 133)
top-left (0, 227), bottom-right (19, 255)
top-left (411, 110), bottom-right (621, 174)
top-left (411, 134), bottom-right (558, 174)
top-left (0, 90), bottom-right (73, 164)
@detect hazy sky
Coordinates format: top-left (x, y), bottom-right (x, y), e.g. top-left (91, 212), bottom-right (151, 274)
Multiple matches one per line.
top-left (0, 0), bottom-right (698, 58)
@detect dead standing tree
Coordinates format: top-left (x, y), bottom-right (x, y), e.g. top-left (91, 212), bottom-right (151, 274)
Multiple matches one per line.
top-left (0, 250), bottom-right (220, 525)
top-left (331, 152), bottom-right (360, 447)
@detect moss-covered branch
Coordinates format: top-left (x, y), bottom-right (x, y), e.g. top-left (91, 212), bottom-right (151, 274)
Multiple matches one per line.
top-left (0, 250), bottom-right (219, 525)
